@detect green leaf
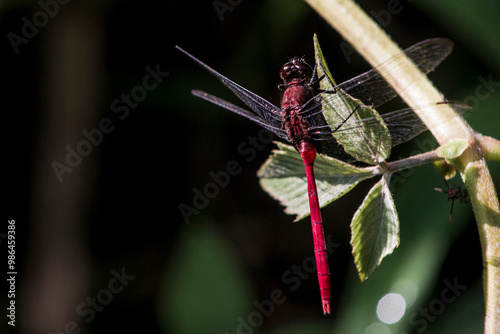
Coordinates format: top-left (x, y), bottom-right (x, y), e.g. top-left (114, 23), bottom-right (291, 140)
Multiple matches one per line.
top-left (258, 142), bottom-right (374, 220)
top-left (433, 159), bottom-right (457, 180)
top-left (351, 173), bottom-right (399, 281)
top-left (436, 138), bottom-right (469, 158)
top-left (432, 138), bottom-right (469, 181)
top-left (313, 34), bottom-right (392, 164)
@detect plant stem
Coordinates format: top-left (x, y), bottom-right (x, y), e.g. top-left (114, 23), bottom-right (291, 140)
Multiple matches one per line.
top-left (385, 150), bottom-right (440, 173)
top-left (305, 0), bottom-right (500, 331)
top-left (477, 133), bottom-right (500, 162)
top-left (363, 150), bottom-right (441, 176)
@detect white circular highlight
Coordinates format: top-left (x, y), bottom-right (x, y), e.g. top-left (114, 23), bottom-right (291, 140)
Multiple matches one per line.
top-left (376, 293), bottom-right (406, 324)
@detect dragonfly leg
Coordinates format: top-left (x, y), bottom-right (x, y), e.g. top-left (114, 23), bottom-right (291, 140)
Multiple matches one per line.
top-left (328, 104), bottom-right (370, 133)
top-left (317, 61), bottom-right (338, 94)
top-left (309, 63), bottom-right (321, 86)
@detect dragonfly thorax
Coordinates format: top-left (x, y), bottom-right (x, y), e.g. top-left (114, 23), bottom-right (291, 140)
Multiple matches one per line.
top-left (279, 57), bottom-right (313, 84)
top-left (280, 83), bottom-right (315, 147)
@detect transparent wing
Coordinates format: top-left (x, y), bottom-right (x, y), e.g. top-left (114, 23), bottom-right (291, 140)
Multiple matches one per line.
top-left (332, 38), bottom-right (454, 108)
top-left (192, 90), bottom-right (289, 140)
top-left (310, 101), bottom-right (471, 160)
top-left (176, 46), bottom-right (283, 127)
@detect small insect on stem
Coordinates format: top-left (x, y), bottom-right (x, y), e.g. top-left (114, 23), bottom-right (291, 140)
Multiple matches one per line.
top-left (434, 180), bottom-right (470, 223)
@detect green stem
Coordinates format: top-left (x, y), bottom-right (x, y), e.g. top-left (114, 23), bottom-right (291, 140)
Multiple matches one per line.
top-left (385, 150), bottom-right (440, 173)
top-left (305, 0), bottom-right (500, 331)
top-left (365, 150), bottom-right (441, 175)
top-left (477, 133), bottom-right (500, 162)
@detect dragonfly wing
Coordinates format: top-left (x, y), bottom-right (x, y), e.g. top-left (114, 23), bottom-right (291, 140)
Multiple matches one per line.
top-left (192, 90), bottom-right (289, 141)
top-left (298, 103), bottom-right (354, 161)
top-left (177, 46), bottom-right (283, 127)
top-left (311, 97), bottom-right (392, 164)
top-left (382, 101), bottom-right (471, 147)
top-left (313, 101), bottom-right (471, 151)
top-left (332, 38), bottom-right (454, 108)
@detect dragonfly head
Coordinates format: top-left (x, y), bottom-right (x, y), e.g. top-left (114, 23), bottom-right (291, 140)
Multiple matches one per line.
top-left (279, 57), bottom-right (313, 84)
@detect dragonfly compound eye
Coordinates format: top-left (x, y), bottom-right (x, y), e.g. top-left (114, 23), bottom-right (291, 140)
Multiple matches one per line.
top-left (279, 57), bottom-right (313, 83)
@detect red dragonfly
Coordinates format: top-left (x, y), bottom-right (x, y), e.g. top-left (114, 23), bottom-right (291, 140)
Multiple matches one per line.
top-left (176, 39), bottom-right (467, 314)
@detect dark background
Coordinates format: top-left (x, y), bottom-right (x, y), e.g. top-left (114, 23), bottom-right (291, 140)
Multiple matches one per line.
top-left (3, 0), bottom-right (500, 333)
